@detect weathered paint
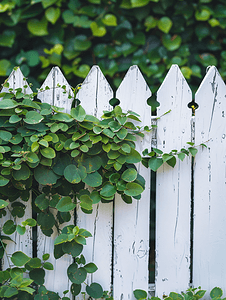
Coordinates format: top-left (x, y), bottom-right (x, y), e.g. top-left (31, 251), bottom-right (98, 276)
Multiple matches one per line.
top-left (114, 65), bottom-right (152, 300)
top-left (37, 66), bottom-right (73, 113)
top-left (76, 66), bottom-right (114, 299)
top-left (155, 65), bottom-right (192, 296)
top-left (194, 67), bottom-right (226, 295)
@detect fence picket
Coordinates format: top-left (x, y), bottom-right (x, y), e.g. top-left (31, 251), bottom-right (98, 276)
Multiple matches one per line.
top-left (193, 67), bottom-right (226, 294)
top-left (37, 69), bottom-right (74, 297)
top-left (155, 65), bottom-right (192, 296)
top-left (114, 65), bottom-right (152, 299)
top-left (37, 66), bottom-right (73, 113)
top-left (0, 68), bottom-right (33, 270)
top-left (76, 66), bottom-right (114, 298)
top-left (0, 67), bottom-right (33, 96)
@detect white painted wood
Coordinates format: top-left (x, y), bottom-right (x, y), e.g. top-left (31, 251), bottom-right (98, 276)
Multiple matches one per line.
top-left (193, 67), bottom-right (226, 295)
top-left (114, 65), bottom-right (152, 300)
top-left (155, 65), bottom-right (192, 296)
top-left (76, 66), bottom-right (114, 299)
top-left (0, 67), bottom-right (33, 96)
top-left (76, 65), bottom-right (112, 118)
top-left (0, 69), bottom-right (33, 270)
top-left (37, 66), bottom-right (73, 113)
top-left (1, 196), bottom-right (32, 270)
top-left (37, 69), bottom-right (74, 296)
top-left (37, 211), bottom-right (73, 297)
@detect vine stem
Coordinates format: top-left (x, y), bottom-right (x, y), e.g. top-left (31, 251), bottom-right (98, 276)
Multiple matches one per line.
top-left (0, 237), bottom-right (12, 270)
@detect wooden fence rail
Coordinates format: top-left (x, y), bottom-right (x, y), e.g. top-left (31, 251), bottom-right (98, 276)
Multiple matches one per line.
top-left (0, 64), bottom-right (225, 299)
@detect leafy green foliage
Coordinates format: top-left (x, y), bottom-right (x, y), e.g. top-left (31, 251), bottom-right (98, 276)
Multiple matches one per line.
top-left (0, 0), bottom-right (226, 92)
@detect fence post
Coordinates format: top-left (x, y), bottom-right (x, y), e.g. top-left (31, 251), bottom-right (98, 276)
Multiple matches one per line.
top-left (155, 65), bottom-right (192, 296)
top-left (0, 68), bottom-right (33, 269)
top-left (113, 65), bottom-right (152, 299)
top-left (193, 67), bottom-right (226, 294)
top-left (76, 66), bottom-right (114, 298)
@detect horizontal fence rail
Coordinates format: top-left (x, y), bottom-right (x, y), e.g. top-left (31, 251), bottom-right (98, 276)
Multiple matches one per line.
top-left (0, 64), bottom-right (225, 299)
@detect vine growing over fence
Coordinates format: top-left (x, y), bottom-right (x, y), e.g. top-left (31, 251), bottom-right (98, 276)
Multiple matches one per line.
top-left (0, 80), bottom-right (202, 299)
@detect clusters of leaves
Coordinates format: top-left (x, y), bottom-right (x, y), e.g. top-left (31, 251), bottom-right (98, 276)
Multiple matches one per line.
top-left (0, 84), bottom-right (146, 298)
top-left (1, 0), bottom-right (226, 92)
top-left (142, 142), bottom-right (207, 172)
top-left (0, 224), bottom-right (105, 299)
top-left (133, 286), bottom-right (224, 300)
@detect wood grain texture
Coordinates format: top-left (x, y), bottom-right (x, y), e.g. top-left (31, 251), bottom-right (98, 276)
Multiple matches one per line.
top-left (193, 67), bottom-right (226, 294)
top-left (76, 66), bottom-right (114, 299)
top-left (155, 65), bottom-right (192, 296)
top-left (37, 66), bottom-right (73, 113)
top-left (114, 65), bottom-right (152, 300)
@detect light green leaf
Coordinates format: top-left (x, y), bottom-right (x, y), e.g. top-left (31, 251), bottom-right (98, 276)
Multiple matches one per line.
top-left (45, 7), bottom-right (61, 24)
top-left (102, 14), bottom-right (117, 26)
top-left (158, 17), bottom-right (173, 33)
top-left (90, 22), bottom-right (107, 37)
top-left (27, 17), bottom-right (48, 36)
top-left (11, 251), bottom-right (30, 267)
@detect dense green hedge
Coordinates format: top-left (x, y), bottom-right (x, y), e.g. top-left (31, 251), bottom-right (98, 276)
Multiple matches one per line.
top-left (0, 0), bottom-right (226, 93)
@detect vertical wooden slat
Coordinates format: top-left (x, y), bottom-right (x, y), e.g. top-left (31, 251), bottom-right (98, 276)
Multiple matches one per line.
top-left (155, 65), bottom-right (192, 296)
top-left (76, 66), bottom-right (114, 298)
top-left (0, 67), bottom-right (33, 96)
top-left (37, 68), bottom-right (74, 297)
top-left (0, 68), bottom-right (33, 270)
top-left (37, 66), bottom-right (73, 113)
top-left (193, 67), bottom-right (226, 294)
top-left (114, 65), bottom-right (152, 299)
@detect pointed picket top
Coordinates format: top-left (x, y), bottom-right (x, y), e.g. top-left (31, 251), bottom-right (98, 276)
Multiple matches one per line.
top-left (0, 67), bottom-right (33, 96)
top-left (116, 65), bottom-right (152, 152)
top-left (76, 65), bottom-right (113, 118)
top-left (195, 66), bottom-right (226, 143)
top-left (37, 66), bottom-right (73, 113)
top-left (156, 64), bottom-right (192, 152)
top-left (116, 65), bottom-right (152, 124)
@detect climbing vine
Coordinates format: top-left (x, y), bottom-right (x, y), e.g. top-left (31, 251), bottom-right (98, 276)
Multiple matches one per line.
top-left (0, 79), bottom-right (204, 299)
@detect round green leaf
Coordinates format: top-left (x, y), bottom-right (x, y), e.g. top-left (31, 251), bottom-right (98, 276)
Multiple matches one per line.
top-left (24, 111), bottom-right (44, 124)
top-left (35, 194), bottom-right (49, 210)
top-left (67, 263), bottom-right (87, 284)
top-left (34, 165), bottom-right (59, 185)
top-left (71, 105), bottom-right (86, 121)
top-left (56, 196), bottom-right (76, 212)
top-left (45, 7), bottom-right (61, 24)
top-left (100, 182), bottom-right (116, 197)
top-left (121, 168), bottom-right (137, 182)
top-left (29, 268), bottom-right (45, 285)
top-left (210, 287), bottom-right (223, 298)
top-left (42, 253), bottom-right (50, 261)
top-left (0, 99), bottom-right (18, 109)
top-left (0, 130), bottom-right (12, 141)
top-left (82, 171), bottom-right (102, 187)
top-left (64, 165), bottom-right (81, 184)
top-left (84, 263), bottom-right (98, 273)
top-left (125, 182), bottom-right (144, 197)
top-left (133, 289), bottom-right (147, 300)
top-left (4, 287), bottom-right (18, 298)
top-left (71, 284), bottom-right (81, 296)
top-left (102, 14), bottom-right (117, 26)
top-left (41, 147), bottom-right (56, 159)
top-left (162, 34), bottom-right (182, 51)
top-left (62, 240), bottom-right (83, 257)
top-left (158, 17), bottom-right (173, 34)
top-left (125, 148), bottom-right (141, 163)
top-left (11, 251), bottom-right (30, 267)
top-left (90, 22), bottom-right (106, 37)
top-left (16, 225), bottom-right (26, 235)
top-left (43, 262), bottom-right (54, 270)
top-left (27, 17), bottom-right (48, 36)
top-left (3, 220), bottom-right (16, 235)
top-left (26, 257), bottom-right (42, 269)
top-left (13, 164), bottom-right (30, 181)
top-left (0, 199), bottom-right (9, 209)
top-left (86, 283), bottom-right (103, 299)
top-left (74, 35), bottom-right (91, 51)
top-left (0, 175), bottom-right (9, 186)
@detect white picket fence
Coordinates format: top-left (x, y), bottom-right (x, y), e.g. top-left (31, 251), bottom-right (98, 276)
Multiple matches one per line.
top-left (1, 64), bottom-right (226, 299)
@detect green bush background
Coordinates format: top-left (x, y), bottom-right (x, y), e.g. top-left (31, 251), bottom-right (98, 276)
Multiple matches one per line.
top-left (0, 0), bottom-right (225, 93)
